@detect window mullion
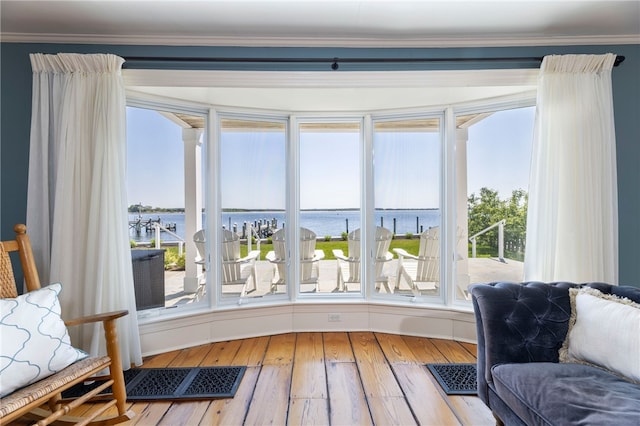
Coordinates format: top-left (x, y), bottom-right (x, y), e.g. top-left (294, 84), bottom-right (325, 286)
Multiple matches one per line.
top-left (444, 107), bottom-right (457, 306)
top-left (362, 114), bottom-right (374, 298)
top-left (289, 115), bottom-right (299, 301)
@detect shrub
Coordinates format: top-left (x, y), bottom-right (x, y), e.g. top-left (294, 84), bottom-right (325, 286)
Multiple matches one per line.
top-left (341, 232), bottom-right (348, 241)
top-left (130, 239), bottom-right (137, 248)
top-left (324, 235), bottom-right (332, 241)
top-left (405, 232), bottom-right (414, 240)
top-left (164, 248), bottom-right (185, 270)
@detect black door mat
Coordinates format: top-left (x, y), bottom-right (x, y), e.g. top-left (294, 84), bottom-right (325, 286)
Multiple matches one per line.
top-left (62, 366), bottom-right (246, 401)
top-left (426, 363), bottom-right (477, 395)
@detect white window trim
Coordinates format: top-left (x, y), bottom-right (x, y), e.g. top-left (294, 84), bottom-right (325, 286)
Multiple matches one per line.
top-left (125, 71), bottom-right (537, 324)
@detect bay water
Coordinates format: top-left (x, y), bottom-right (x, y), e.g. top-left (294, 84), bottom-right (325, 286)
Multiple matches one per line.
top-left (129, 209), bottom-right (440, 243)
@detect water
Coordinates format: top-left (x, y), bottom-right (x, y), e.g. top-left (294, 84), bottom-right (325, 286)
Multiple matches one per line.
top-left (129, 209), bottom-right (440, 242)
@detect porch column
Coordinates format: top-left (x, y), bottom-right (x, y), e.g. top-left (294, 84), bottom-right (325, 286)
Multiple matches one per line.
top-left (183, 127), bottom-right (203, 293)
top-left (456, 128), bottom-right (470, 295)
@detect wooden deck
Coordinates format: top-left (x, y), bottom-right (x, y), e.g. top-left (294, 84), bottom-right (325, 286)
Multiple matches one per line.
top-left (24, 333), bottom-right (495, 425)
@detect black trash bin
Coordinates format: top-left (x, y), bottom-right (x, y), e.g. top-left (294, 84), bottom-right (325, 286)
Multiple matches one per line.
top-left (131, 249), bottom-right (165, 310)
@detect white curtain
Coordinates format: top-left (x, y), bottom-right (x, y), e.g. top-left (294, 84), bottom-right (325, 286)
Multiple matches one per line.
top-left (27, 53), bottom-right (142, 368)
top-left (524, 54), bottom-right (618, 283)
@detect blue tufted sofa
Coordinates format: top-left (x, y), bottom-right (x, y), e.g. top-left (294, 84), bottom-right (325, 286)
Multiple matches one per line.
top-left (470, 282), bottom-right (640, 426)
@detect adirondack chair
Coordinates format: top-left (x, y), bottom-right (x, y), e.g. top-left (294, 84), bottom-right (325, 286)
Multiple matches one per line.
top-left (221, 229), bottom-right (260, 297)
top-left (332, 226), bottom-right (393, 292)
top-left (0, 224), bottom-right (134, 425)
top-left (194, 229), bottom-right (206, 267)
top-left (265, 227), bottom-right (325, 293)
top-left (190, 229), bottom-right (207, 299)
top-left (393, 226), bottom-right (440, 295)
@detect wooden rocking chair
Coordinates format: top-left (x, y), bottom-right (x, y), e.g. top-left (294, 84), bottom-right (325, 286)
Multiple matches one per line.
top-left (0, 224), bottom-right (134, 425)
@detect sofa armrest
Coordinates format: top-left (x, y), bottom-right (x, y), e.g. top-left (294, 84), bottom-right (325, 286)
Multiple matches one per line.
top-left (469, 282), bottom-right (578, 403)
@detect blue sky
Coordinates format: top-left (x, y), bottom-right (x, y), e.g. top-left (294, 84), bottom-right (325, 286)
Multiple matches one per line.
top-left (127, 106), bottom-right (534, 209)
top-left (127, 107), bottom-right (184, 208)
top-left (467, 107), bottom-right (535, 198)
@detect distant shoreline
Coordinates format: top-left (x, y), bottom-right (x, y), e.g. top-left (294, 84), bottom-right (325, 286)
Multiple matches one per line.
top-left (129, 207), bottom-right (438, 213)
top-left (129, 208), bottom-right (441, 242)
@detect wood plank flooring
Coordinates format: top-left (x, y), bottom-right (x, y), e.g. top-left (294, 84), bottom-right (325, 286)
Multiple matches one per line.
top-left (17, 333), bottom-right (496, 425)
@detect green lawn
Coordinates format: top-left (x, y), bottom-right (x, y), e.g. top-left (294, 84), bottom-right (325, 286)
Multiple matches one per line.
top-left (243, 238), bottom-right (422, 260)
top-left (162, 238), bottom-right (521, 270)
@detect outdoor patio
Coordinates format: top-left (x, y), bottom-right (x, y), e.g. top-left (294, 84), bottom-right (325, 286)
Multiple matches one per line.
top-left (163, 257), bottom-right (524, 307)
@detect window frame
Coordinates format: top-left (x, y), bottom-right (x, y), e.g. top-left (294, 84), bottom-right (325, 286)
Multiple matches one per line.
top-left (126, 94), bottom-right (211, 321)
top-left (449, 93), bottom-right (537, 307)
top-left (125, 79), bottom-right (537, 323)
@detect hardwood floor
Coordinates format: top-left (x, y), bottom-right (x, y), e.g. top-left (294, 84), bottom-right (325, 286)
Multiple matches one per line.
top-left (22, 333), bottom-right (496, 425)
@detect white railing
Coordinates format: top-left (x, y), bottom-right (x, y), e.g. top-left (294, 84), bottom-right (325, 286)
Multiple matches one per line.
top-left (153, 222), bottom-right (185, 256)
top-left (469, 219), bottom-right (506, 262)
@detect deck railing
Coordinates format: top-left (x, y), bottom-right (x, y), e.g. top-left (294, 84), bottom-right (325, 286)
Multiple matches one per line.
top-left (153, 222), bottom-right (185, 256)
top-left (469, 219), bottom-right (506, 262)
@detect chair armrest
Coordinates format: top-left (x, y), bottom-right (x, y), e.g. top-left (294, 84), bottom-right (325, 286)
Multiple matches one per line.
top-left (392, 248), bottom-right (418, 260)
top-left (238, 250), bottom-right (260, 263)
top-left (247, 250), bottom-right (260, 260)
top-left (469, 282), bottom-right (576, 403)
top-left (313, 249), bottom-right (325, 261)
top-left (265, 251), bottom-right (279, 263)
top-left (376, 251), bottom-right (393, 262)
top-left (332, 249), bottom-right (350, 262)
top-left (65, 310), bottom-right (129, 327)
top-left (301, 250), bottom-right (325, 265)
top-left (65, 310), bottom-right (130, 382)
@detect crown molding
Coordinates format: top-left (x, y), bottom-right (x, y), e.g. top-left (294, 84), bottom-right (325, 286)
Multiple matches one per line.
top-left (2, 32), bottom-right (638, 48)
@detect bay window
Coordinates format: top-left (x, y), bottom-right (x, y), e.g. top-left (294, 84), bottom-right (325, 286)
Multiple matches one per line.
top-left (125, 70), bottom-right (536, 318)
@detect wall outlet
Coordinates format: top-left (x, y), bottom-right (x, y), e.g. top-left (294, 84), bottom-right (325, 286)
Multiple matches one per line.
top-left (328, 313), bottom-right (341, 322)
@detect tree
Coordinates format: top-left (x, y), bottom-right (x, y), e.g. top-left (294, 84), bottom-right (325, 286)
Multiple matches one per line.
top-left (467, 187), bottom-right (527, 258)
top-left (503, 189), bottom-right (528, 255)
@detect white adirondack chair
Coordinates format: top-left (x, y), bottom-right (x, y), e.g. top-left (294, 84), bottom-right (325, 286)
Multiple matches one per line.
top-left (194, 229), bottom-right (206, 267)
top-left (192, 229), bottom-right (207, 299)
top-left (332, 226), bottom-right (393, 292)
top-left (266, 227), bottom-right (325, 293)
top-left (393, 226), bottom-right (439, 295)
top-left (221, 229), bottom-right (260, 297)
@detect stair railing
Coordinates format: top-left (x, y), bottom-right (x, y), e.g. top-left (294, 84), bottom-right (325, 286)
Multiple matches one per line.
top-left (153, 222), bottom-right (185, 256)
top-left (469, 219), bottom-right (506, 262)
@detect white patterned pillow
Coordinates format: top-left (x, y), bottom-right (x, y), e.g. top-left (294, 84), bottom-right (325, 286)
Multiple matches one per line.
top-left (0, 283), bottom-right (88, 397)
top-left (560, 287), bottom-right (640, 383)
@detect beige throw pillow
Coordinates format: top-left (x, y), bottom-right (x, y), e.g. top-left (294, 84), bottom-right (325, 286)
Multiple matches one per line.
top-left (560, 287), bottom-right (640, 383)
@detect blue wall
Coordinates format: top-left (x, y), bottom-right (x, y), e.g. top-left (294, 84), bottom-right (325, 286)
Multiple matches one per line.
top-left (2, 43), bottom-right (638, 285)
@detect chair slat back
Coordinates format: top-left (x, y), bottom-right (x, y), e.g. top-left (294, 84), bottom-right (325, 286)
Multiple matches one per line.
top-left (346, 228), bottom-right (361, 281)
top-left (221, 229), bottom-right (242, 283)
top-left (374, 227), bottom-right (393, 279)
top-left (299, 228), bottom-right (317, 280)
top-left (0, 243), bottom-right (18, 298)
top-left (0, 224), bottom-right (41, 298)
top-left (345, 227), bottom-right (392, 282)
top-left (416, 226), bottom-right (440, 282)
top-left (193, 229), bottom-right (206, 264)
top-left (271, 228), bottom-right (287, 281)
top-left (272, 227), bottom-right (318, 282)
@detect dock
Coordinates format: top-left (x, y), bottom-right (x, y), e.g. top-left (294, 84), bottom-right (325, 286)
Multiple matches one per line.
top-left (129, 216), bottom-right (177, 236)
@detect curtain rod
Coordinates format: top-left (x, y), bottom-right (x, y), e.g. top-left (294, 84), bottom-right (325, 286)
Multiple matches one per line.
top-left (122, 55), bottom-right (625, 70)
